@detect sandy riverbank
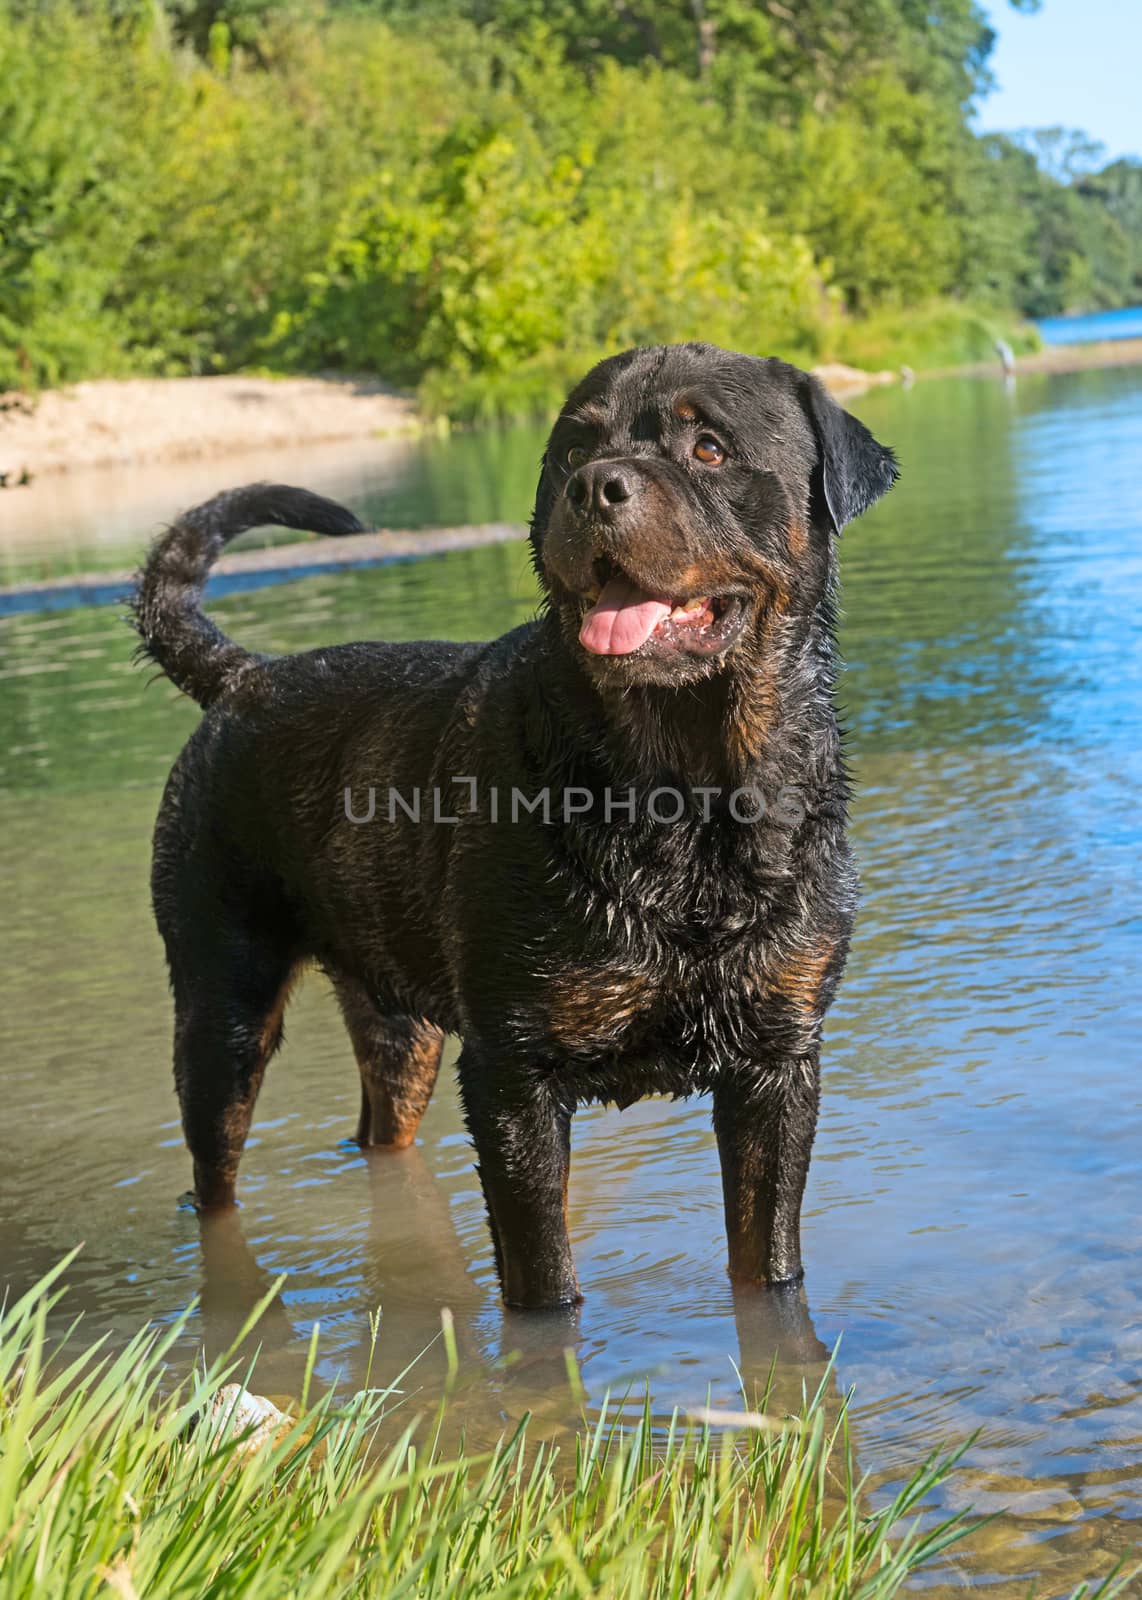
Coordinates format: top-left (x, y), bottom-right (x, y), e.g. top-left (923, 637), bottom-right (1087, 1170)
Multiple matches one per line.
top-left (926, 335), bottom-right (1142, 381)
top-left (0, 374), bottom-right (418, 482)
top-left (2, 342), bottom-right (1140, 485)
top-left (0, 365), bottom-right (896, 484)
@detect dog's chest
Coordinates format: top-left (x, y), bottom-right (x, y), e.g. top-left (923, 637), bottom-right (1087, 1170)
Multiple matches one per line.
top-left (527, 833), bottom-right (843, 1083)
top-left (539, 913), bottom-right (773, 1071)
top-left (499, 806), bottom-right (842, 1078)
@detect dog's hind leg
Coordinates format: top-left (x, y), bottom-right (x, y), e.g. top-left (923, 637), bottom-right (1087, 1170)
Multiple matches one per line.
top-left (333, 978), bottom-right (444, 1150)
top-left (169, 939), bottom-right (296, 1212)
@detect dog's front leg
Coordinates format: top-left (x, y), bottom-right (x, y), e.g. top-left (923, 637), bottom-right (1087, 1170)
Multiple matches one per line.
top-left (713, 1055), bottom-right (820, 1287)
top-left (459, 1047), bottom-right (581, 1310)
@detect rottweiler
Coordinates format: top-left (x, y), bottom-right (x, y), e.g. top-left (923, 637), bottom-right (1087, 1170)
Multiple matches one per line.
top-left (132, 343), bottom-right (897, 1309)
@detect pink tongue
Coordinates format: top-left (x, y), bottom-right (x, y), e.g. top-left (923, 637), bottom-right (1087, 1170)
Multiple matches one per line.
top-left (579, 576), bottom-right (672, 656)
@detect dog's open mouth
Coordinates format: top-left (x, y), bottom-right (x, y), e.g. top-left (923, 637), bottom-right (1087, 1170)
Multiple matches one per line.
top-left (578, 563), bottom-right (746, 658)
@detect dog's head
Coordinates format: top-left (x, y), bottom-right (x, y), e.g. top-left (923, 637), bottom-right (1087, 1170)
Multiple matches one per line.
top-left (531, 343), bottom-right (898, 688)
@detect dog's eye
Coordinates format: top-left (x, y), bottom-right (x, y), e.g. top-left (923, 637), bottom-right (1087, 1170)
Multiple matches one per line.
top-left (694, 435), bottom-right (725, 466)
top-left (566, 446), bottom-right (588, 469)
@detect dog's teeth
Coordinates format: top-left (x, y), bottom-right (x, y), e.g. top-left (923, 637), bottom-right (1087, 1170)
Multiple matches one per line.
top-left (670, 605), bottom-right (688, 620)
top-left (683, 597), bottom-right (707, 612)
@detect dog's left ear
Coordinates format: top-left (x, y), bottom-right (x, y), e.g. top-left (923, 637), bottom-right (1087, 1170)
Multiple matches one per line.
top-left (802, 376), bottom-right (899, 534)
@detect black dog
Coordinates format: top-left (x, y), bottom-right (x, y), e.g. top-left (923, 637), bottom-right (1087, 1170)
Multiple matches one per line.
top-left (132, 343), bottom-right (897, 1309)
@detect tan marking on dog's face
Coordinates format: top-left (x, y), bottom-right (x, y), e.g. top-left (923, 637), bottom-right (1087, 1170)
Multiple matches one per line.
top-left (786, 518), bottom-right (810, 563)
top-left (567, 400), bottom-right (609, 430)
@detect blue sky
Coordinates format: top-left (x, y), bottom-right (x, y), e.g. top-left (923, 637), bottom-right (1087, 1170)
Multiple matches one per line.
top-left (978, 0), bottom-right (1140, 164)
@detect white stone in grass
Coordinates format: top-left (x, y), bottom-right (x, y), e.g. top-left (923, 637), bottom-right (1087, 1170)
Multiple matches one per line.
top-left (208, 1384), bottom-right (288, 1452)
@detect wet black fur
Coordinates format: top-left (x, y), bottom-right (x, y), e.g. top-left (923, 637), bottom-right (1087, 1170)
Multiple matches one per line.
top-left (132, 343), bottom-right (898, 1309)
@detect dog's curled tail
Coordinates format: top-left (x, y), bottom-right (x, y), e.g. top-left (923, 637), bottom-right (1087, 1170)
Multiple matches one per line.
top-left (131, 483), bottom-right (364, 708)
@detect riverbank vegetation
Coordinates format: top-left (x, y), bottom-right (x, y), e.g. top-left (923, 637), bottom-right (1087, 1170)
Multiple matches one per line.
top-left (0, 1259), bottom-right (977, 1599)
top-left (1, 0), bottom-right (1139, 417)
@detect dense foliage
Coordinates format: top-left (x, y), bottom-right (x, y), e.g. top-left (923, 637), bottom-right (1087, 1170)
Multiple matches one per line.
top-left (0, 0), bottom-right (1138, 408)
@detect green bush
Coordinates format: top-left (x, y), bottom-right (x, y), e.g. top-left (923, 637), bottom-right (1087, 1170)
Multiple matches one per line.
top-left (265, 50), bottom-right (829, 388)
top-left (825, 301), bottom-right (1041, 372)
top-left (0, 5), bottom-right (163, 387)
top-left (0, 2), bottom-right (1135, 404)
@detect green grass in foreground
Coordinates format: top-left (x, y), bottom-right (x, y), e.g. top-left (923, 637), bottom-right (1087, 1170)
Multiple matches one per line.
top-left (0, 1257), bottom-right (1115, 1600)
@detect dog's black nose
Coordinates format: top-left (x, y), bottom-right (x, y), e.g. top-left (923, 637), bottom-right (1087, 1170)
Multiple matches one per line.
top-left (566, 461), bottom-right (639, 517)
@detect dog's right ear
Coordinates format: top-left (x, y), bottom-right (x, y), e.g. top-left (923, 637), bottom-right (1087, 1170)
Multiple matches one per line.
top-left (530, 450), bottom-right (555, 529)
top-left (528, 451), bottom-right (556, 580)
top-left (801, 376), bottom-right (899, 534)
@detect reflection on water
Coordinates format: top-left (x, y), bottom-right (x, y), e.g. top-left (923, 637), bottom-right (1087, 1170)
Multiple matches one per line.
top-left (2, 366), bottom-right (1141, 1594)
top-left (0, 423), bottom-right (547, 582)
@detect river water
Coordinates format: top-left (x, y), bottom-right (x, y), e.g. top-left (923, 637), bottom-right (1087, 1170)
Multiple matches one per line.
top-left (1036, 304), bottom-right (1142, 346)
top-left (1, 365), bottom-right (1140, 1595)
